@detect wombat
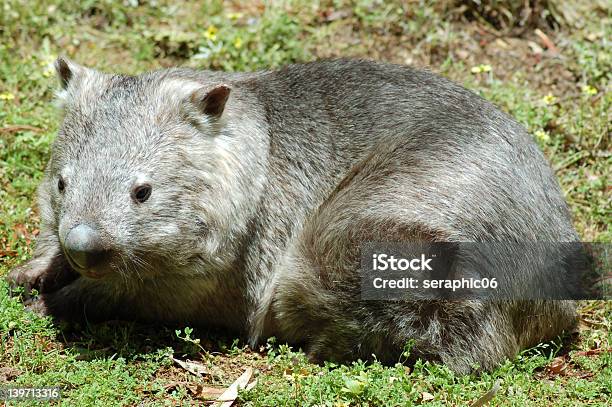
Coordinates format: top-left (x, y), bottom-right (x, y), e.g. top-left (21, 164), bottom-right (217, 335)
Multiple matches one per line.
top-left (7, 57), bottom-right (578, 373)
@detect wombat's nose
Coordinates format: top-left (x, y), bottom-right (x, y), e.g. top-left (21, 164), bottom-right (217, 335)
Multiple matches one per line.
top-left (64, 224), bottom-right (107, 270)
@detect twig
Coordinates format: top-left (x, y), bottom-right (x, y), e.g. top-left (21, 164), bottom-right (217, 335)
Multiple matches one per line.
top-left (0, 125), bottom-right (44, 134)
top-left (554, 151), bottom-right (590, 172)
top-left (534, 28), bottom-right (559, 54)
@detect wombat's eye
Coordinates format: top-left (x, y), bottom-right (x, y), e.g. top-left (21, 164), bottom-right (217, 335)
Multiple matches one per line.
top-left (132, 184), bottom-right (152, 204)
top-left (58, 177), bottom-right (65, 193)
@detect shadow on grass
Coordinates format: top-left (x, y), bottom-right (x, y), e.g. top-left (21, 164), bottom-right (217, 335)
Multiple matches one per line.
top-left (51, 318), bottom-right (250, 363)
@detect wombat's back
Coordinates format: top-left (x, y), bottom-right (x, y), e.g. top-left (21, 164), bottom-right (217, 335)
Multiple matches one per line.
top-left (244, 59), bottom-right (577, 242)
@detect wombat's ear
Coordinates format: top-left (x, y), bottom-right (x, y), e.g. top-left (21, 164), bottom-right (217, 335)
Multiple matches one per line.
top-left (54, 56), bottom-right (84, 90)
top-left (190, 85), bottom-right (231, 117)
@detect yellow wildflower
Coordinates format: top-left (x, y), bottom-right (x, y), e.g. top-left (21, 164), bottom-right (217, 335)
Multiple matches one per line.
top-left (0, 92), bottom-right (15, 101)
top-left (233, 37), bottom-right (243, 49)
top-left (541, 93), bottom-right (556, 105)
top-left (227, 12), bottom-right (243, 20)
top-left (534, 130), bottom-right (550, 143)
top-left (581, 85), bottom-right (597, 96)
top-left (204, 25), bottom-right (218, 41)
top-left (471, 64), bottom-right (492, 74)
top-left (38, 56), bottom-right (55, 67)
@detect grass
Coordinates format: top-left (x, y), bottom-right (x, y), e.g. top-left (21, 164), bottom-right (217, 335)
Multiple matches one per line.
top-left (0, 0), bottom-right (610, 405)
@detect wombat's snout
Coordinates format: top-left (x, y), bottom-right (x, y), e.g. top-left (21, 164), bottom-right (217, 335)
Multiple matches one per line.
top-left (63, 224), bottom-right (109, 274)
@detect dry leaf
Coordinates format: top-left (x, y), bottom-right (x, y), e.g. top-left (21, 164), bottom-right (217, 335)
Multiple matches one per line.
top-left (170, 356), bottom-right (209, 377)
top-left (471, 379), bottom-right (501, 407)
top-left (245, 379), bottom-right (257, 391)
top-left (187, 383), bottom-right (225, 399)
top-left (546, 357), bottom-right (569, 376)
top-left (0, 367), bottom-right (21, 382)
top-left (421, 391), bottom-right (435, 401)
top-left (215, 367), bottom-right (254, 407)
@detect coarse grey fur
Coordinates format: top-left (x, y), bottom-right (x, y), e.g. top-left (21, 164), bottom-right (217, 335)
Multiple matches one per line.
top-left (8, 58), bottom-right (578, 373)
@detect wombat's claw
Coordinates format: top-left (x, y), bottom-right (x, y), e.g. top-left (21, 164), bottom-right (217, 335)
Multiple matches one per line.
top-left (7, 260), bottom-right (48, 299)
top-left (6, 255), bottom-right (78, 298)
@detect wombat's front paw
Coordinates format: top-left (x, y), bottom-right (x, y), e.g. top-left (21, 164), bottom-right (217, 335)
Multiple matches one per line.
top-left (7, 260), bottom-right (46, 300)
top-left (22, 295), bottom-right (51, 316)
top-left (6, 255), bottom-right (78, 299)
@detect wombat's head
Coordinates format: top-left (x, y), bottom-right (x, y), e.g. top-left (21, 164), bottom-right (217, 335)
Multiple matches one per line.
top-left (39, 57), bottom-right (266, 281)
